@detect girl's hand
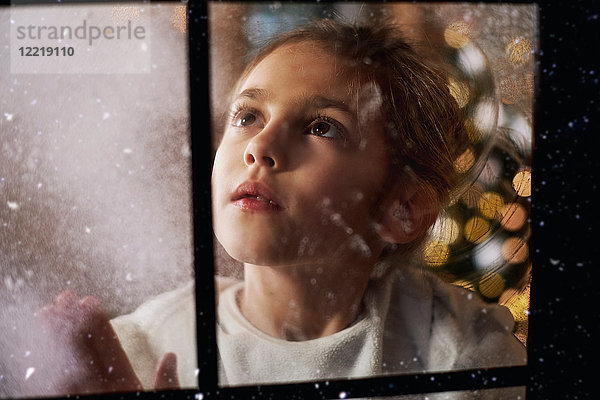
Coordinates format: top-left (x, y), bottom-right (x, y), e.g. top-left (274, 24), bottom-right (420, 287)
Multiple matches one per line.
top-left (31, 291), bottom-right (179, 395)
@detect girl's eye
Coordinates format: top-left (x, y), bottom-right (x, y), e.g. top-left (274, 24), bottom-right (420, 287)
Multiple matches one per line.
top-left (232, 111), bottom-right (261, 127)
top-left (307, 118), bottom-right (345, 140)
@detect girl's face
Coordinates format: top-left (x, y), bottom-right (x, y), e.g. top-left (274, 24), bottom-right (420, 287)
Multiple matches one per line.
top-left (212, 41), bottom-right (390, 267)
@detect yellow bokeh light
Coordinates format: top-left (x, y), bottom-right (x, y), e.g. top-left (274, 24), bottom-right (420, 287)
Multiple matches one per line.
top-left (447, 21), bottom-right (472, 36)
top-left (512, 170), bottom-right (532, 197)
top-left (506, 36), bottom-right (533, 65)
top-left (478, 191), bottom-right (505, 219)
top-left (454, 146), bottom-right (475, 174)
top-left (448, 78), bottom-right (470, 108)
top-left (464, 216), bottom-right (491, 244)
top-left (502, 237), bottom-right (529, 264)
top-left (479, 272), bottom-right (505, 299)
top-left (501, 284), bottom-right (531, 322)
top-left (500, 203), bottom-right (527, 231)
top-left (430, 215), bottom-right (460, 245)
top-left (423, 241), bottom-right (450, 267)
top-left (464, 119), bottom-right (482, 143)
top-left (453, 279), bottom-right (476, 291)
top-left (444, 24), bottom-right (471, 49)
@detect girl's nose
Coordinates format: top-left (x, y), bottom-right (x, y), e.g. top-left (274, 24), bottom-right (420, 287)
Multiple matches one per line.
top-left (243, 124), bottom-right (286, 169)
top-left (244, 151), bottom-right (276, 168)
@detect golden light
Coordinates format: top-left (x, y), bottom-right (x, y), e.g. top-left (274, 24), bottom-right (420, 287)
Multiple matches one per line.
top-left (500, 78), bottom-right (521, 105)
top-left (464, 119), bottom-right (481, 143)
top-left (448, 77), bottom-right (470, 108)
top-left (502, 237), bottom-right (529, 264)
top-left (447, 21), bottom-right (472, 36)
top-left (430, 215), bottom-right (460, 245)
top-left (453, 279), bottom-right (476, 291)
top-left (454, 147), bottom-right (476, 174)
top-left (506, 36), bottom-right (533, 65)
top-left (512, 170), bottom-right (532, 197)
top-left (501, 284), bottom-right (531, 322)
top-left (172, 5), bottom-right (187, 33)
top-left (478, 191), bottom-right (505, 219)
top-left (500, 202), bottom-right (527, 231)
top-left (423, 241), bottom-right (450, 267)
top-left (444, 22), bottom-right (471, 49)
top-left (464, 216), bottom-right (491, 244)
top-left (479, 272), bottom-right (505, 299)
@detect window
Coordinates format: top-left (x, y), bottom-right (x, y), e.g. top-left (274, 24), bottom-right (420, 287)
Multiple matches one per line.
top-left (1, 1), bottom-right (593, 400)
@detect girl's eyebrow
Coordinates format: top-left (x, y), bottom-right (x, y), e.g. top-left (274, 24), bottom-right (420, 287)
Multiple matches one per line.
top-left (236, 88), bottom-right (270, 101)
top-left (234, 87), bottom-right (358, 122)
top-left (310, 95), bottom-right (357, 122)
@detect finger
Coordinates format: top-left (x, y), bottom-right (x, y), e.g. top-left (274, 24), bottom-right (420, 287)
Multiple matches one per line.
top-left (54, 291), bottom-right (82, 323)
top-left (36, 293), bottom-right (138, 394)
top-left (33, 293), bottom-right (104, 395)
top-left (38, 291), bottom-right (79, 337)
top-left (55, 290), bottom-right (78, 308)
top-left (154, 352), bottom-right (180, 390)
top-left (79, 296), bottom-right (142, 392)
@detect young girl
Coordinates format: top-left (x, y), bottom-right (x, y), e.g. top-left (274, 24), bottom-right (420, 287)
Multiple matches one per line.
top-left (36, 19), bottom-right (525, 396)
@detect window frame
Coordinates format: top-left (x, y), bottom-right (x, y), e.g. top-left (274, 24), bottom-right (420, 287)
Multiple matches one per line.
top-left (5, 0), bottom-right (594, 399)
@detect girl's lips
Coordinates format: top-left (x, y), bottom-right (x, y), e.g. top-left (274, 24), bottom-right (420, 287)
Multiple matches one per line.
top-left (232, 197), bottom-right (283, 212)
top-left (231, 181), bottom-right (283, 211)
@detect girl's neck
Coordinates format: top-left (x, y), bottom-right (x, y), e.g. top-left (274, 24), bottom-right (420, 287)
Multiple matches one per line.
top-left (240, 262), bottom-right (374, 341)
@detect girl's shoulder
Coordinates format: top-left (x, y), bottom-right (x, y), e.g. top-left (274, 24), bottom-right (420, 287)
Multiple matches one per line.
top-left (383, 263), bottom-right (518, 332)
top-left (381, 264), bottom-right (526, 370)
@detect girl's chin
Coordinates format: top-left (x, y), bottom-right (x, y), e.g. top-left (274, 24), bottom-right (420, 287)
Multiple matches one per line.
top-left (218, 241), bottom-right (296, 267)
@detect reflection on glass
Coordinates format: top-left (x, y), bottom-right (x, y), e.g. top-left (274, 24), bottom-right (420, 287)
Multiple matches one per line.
top-left (1, 3), bottom-right (194, 397)
top-left (210, 1), bottom-right (533, 388)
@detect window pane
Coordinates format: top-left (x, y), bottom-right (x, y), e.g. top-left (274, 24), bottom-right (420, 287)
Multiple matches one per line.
top-left (1, 3), bottom-right (195, 396)
top-left (209, 1), bottom-right (534, 387)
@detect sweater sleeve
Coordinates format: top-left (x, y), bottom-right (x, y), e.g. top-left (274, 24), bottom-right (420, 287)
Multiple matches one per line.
top-left (110, 316), bottom-right (158, 389)
top-left (110, 280), bottom-right (198, 389)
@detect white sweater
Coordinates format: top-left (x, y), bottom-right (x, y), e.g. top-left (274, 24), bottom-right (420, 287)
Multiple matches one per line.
top-left (111, 264), bottom-right (526, 397)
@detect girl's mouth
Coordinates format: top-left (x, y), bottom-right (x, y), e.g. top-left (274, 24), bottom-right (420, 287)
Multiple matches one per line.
top-left (239, 194), bottom-right (277, 205)
top-left (231, 181), bottom-right (284, 212)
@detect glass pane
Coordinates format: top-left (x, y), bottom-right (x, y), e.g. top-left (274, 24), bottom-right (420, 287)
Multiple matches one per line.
top-left (1, 3), bottom-right (196, 396)
top-left (209, 1), bottom-right (534, 387)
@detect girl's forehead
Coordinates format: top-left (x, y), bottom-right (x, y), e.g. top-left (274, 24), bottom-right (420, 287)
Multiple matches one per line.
top-left (250, 42), bottom-right (338, 78)
top-left (238, 41), bottom-right (373, 102)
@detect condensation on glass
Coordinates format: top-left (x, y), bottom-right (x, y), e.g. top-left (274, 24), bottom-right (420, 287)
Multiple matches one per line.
top-left (1, 2), bottom-right (194, 397)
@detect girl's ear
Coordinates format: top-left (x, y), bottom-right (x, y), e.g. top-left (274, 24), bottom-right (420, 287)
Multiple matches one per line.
top-left (375, 184), bottom-right (439, 244)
